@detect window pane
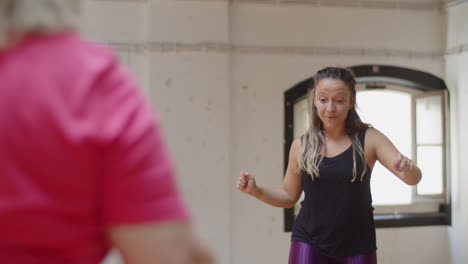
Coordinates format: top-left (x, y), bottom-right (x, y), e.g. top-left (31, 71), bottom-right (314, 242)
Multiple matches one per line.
top-left (371, 163), bottom-right (413, 205)
top-left (417, 146), bottom-right (443, 195)
top-left (357, 90), bottom-right (412, 205)
top-left (293, 97), bottom-right (309, 138)
top-left (416, 95), bottom-right (442, 145)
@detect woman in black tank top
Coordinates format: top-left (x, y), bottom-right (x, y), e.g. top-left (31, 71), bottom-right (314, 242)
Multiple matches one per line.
top-left (237, 67), bottom-right (422, 264)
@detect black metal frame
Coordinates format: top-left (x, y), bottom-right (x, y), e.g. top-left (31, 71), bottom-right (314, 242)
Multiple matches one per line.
top-left (283, 65), bottom-right (451, 232)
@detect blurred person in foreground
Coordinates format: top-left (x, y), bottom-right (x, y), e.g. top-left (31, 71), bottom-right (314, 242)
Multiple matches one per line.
top-left (0, 0), bottom-right (214, 263)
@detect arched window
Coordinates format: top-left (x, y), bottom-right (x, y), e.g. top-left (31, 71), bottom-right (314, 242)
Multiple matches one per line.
top-left (284, 65), bottom-right (450, 231)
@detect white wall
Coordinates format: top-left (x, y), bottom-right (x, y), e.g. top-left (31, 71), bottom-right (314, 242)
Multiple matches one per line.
top-left (147, 2), bottom-right (231, 262)
top-left (446, 2), bottom-right (468, 264)
top-left (81, 0), bottom-right (464, 263)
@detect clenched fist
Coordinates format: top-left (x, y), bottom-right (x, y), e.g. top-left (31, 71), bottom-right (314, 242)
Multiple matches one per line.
top-left (237, 171), bottom-right (258, 196)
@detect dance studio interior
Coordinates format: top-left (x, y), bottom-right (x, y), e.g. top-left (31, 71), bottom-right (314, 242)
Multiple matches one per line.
top-left (85, 0), bottom-right (468, 263)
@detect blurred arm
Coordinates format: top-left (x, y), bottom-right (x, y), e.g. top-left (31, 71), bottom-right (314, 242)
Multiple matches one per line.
top-left (108, 222), bottom-right (215, 264)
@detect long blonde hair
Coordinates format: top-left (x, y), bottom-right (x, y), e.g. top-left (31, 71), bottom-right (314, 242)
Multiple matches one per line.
top-left (0, 0), bottom-right (82, 48)
top-left (299, 67), bottom-right (370, 181)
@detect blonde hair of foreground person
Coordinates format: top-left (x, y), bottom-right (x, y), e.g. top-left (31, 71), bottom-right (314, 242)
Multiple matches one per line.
top-left (0, 0), bottom-right (81, 47)
top-left (0, 0), bottom-right (215, 263)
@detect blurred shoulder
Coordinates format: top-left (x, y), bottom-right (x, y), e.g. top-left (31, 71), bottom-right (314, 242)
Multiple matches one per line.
top-left (67, 33), bottom-right (120, 72)
top-left (14, 32), bottom-right (120, 77)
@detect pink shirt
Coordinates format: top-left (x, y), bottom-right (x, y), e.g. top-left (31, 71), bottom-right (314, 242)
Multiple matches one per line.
top-left (0, 32), bottom-right (190, 263)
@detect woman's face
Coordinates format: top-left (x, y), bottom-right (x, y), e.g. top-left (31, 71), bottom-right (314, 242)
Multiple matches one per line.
top-left (313, 78), bottom-right (354, 130)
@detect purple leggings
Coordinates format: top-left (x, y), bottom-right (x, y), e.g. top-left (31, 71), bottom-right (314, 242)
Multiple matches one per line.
top-left (289, 241), bottom-right (377, 264)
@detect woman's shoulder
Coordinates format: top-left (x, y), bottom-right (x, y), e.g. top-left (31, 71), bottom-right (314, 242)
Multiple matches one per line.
top-left (289, 137), bottom-right (304, 157)
top-left (364, 127), bottom-right (389, 147)
top-left (365, 127), bottom-right (384, 137)
top-left (292, 137), bottom-right (302, 149)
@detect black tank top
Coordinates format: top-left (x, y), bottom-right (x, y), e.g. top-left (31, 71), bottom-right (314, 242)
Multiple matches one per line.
top-left (291, 128), bottom-right (376, 257)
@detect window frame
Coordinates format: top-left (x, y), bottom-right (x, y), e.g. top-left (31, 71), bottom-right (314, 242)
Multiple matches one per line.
top-left (413, 90), bottom-right (448, 201)
top-left (283, 65), bottom-right (451, 232)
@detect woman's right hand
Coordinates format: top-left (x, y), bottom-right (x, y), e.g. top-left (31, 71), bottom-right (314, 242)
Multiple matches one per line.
top-left (237, 171), bottom-right (258, 196)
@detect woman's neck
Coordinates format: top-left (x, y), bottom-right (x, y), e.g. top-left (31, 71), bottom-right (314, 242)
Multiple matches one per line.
top-left (323, 126), bottom-right (347, 140)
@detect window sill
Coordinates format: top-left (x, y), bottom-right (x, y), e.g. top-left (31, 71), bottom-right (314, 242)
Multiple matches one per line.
top-left (374, 212), bottom-right (450, 228)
